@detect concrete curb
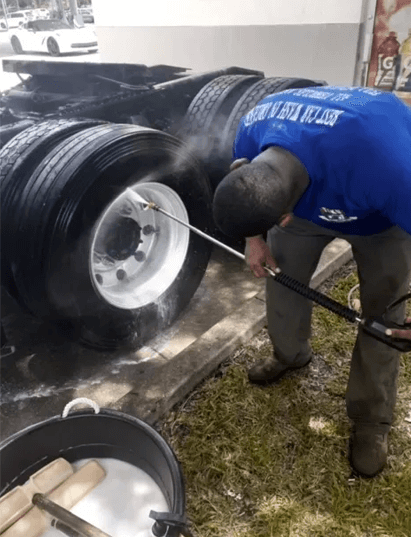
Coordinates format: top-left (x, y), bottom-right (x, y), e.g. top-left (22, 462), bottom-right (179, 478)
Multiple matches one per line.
top-left (311, 239), bottom-right (353, 289)
top-left (114, 239), bottom-right (353, 424)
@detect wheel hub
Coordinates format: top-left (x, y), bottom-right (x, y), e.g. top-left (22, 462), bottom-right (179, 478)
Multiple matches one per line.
top-left (94, 216), bottom-right (142, 261)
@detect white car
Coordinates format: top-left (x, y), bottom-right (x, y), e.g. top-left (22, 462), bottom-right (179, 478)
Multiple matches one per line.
top-left (78, 8), bottom-right (94, 24)
top-left (19, 10), bottom-right (35, 21)
top-left (4, 12), bottom-right (27, 28)
top-left (32, 9), bottom-right (50, 20)
top-left (10, 19), bottom-right (98, 56)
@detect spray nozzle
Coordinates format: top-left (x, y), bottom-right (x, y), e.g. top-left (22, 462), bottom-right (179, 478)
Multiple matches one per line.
top-left (124, 188), bottom-right (158, 211)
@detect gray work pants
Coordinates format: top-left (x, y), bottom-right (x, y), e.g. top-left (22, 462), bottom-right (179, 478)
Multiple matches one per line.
top-left (266, 217), bottom-right (411, 431)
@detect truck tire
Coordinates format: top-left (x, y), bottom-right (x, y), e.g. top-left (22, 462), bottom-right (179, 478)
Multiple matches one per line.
top-left (177, 74), bottom-right (262, 157)
top-left (214, 77), bottom-right (326, 187)
top-left (0, 119), bottom-right (37, 149)
top-left (10, 124), bottom-right (213, 350)
top-left (177, 74), bottom-right (263, 190)
top-left (0, 119), bottom-right (104, 302)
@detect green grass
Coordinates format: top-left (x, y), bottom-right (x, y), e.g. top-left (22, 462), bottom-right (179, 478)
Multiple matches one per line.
top-left (161, 270), bottom-right (411, 537)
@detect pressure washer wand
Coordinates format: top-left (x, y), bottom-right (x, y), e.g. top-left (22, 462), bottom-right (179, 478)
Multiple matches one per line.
top-left (125, 189), bottom-right (411, 353)
top-left (125, 188), bottom-right (245, 261)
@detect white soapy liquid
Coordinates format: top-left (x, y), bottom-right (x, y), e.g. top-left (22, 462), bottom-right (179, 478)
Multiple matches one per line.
top-left (41, 458), bottom-right (169, 537)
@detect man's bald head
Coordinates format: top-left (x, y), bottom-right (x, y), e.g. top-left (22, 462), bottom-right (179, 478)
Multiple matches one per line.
top-left (213, 155), bottom-right (308, 239)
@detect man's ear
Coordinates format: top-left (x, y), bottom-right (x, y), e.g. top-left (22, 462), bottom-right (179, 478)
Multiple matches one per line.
top-left (229, 157), bottom-right (250, 171)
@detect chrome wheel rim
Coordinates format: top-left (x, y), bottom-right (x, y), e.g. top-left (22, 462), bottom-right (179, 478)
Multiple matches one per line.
top-left (90, 182), bottom-right (190, 309)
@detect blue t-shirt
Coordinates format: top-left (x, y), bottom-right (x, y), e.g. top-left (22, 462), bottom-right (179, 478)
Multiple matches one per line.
top-left (233, 86), bottom-right (411, 235)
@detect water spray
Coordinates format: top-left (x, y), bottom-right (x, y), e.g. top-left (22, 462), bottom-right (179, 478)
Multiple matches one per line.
top-left (125, 188), bottom-right (411, 353)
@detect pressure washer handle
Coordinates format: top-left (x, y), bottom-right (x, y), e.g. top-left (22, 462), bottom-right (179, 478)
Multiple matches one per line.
top-left (369, 292), bottom-right (411, 352)
top-left (361, 318), bottom-right (411, 353)
top-left (265, 266), bottom-right (411, 352)
top-left (264, 266), bottom-right (360, 323)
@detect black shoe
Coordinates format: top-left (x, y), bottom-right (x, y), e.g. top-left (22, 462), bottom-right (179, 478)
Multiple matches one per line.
top-left (349, 426), bottom-right (388, 478)
top-left (248, 353), bottom-right (312, 385)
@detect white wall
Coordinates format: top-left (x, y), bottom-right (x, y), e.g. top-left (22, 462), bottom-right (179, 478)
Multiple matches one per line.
top-left (93, 0), bottom-right (364, 27)
top-left (93, 0), bottom-right (367, 86)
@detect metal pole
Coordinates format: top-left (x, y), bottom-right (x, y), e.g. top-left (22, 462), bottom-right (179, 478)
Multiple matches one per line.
top-left (68, 0), bottom-right (83, 27)
top-left (353, 0), bottom-right (379, 86)
top-left (156, 205), bottom-right (247, 261)
top-left (1, 0), bottom-right (9, 29)
top-left (53, 0), bottom-right (68, 23)
top-left (32, 494), bottom-right (113, 537)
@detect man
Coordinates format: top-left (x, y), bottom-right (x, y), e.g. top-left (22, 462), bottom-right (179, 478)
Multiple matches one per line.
top-left (212, 86), bottom-right (411, 477)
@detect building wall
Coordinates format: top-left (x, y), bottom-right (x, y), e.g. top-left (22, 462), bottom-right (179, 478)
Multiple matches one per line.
top-left (93, 0), bottom-right (366, 86)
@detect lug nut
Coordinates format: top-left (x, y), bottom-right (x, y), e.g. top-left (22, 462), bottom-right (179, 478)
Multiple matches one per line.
top-left (116, 269), bottom-right (127, 280)
top-left (142, 225), bottom-right (159, 235)
top-left (119, 204), bottom-right (133, 216)
top-left (134, 251), bottom-right (146, 262)
top-left (95, 274), bottom-right (103, 285)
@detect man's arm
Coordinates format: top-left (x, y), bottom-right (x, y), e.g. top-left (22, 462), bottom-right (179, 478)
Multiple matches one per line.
top-left (229, 157), bottom-right (278, 277)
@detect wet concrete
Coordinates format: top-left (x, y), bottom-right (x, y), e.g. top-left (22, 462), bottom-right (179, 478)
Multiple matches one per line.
top-left (0, 239), bottom-right (352, 442)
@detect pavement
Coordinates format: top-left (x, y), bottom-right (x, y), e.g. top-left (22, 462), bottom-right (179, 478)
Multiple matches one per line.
top-left (0, 238), bottom-right (352, 442)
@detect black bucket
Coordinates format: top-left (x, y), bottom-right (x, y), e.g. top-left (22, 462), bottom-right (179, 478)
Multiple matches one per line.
top-left (0, 402), bottom-right (189, 537)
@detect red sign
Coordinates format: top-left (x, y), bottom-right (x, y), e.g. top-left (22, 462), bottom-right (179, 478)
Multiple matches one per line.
top-left (367, 0), bottom-right (411, 105)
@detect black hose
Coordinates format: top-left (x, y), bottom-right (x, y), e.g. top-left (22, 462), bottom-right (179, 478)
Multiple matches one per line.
top-left (272, 272), bottom-right (359, 323)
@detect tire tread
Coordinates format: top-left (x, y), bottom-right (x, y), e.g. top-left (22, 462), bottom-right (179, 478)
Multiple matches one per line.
top-left (179, 75), bottom-right (261, 138)
top-left (1, 118), bottom-right (104, 299)
top-left (221, 77), bottom-right (325, 154)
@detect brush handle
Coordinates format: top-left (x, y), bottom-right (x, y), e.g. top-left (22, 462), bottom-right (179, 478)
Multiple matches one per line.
top-left (32, 494), bottom-right (112, 537)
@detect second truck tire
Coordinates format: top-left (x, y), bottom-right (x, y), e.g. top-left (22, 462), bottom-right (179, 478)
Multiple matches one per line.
top-left (0, 118), bottom-right (104, 302)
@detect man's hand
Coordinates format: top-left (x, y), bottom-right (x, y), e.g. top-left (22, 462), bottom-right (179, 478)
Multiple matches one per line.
top-left (245, 236), bottom-right (277, 278)
top-left (389, 318), bottom-right (411, 340)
